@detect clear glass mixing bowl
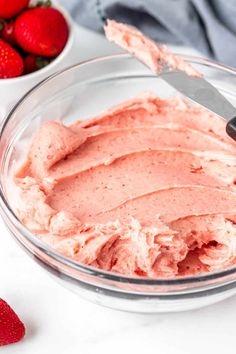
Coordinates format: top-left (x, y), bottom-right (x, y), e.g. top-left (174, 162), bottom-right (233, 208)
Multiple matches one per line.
top-left (1, 54), bottom-right (236, 313)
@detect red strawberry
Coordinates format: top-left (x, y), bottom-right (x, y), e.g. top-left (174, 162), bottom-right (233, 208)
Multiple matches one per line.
top-left (24, 54), bottom-right (50, 74)
top-left (0, 0), bottom-right (29, 19)
top-left (1, 21), bottom-right (16, 46)
top-left (0, 298), bottom-right (25, 346)
top-left (0, 39), bottom-right (23, 78)
top-left (15, 7), bottom-right (69, 57)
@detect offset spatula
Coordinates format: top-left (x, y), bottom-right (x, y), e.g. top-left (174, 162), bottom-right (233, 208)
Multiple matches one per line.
top-left (159, 70), bottom-right (236, 141)
top-left (104, 20), bottom-right (236, 141)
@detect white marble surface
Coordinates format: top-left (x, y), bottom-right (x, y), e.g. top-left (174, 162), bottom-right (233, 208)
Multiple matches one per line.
top-left (1, 22), bottom-right (236, 354)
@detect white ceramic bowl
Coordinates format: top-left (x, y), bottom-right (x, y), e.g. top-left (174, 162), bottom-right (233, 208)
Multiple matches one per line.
top-left (0, 4), bottom-right (75, 121)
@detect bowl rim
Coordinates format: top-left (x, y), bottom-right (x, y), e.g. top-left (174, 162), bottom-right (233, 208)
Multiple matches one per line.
top-left (2, 52), bottom-right (236, 286)
top-left (0, 3), bottom-right (75, 83)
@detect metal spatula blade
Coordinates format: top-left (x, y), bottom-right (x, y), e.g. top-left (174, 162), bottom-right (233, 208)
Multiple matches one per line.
top-left (160, 71), bottom-right (236, 141)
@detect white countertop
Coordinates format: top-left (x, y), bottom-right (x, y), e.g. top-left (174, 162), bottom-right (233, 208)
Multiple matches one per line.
top-left (1, 23), bottom-right (235, 354)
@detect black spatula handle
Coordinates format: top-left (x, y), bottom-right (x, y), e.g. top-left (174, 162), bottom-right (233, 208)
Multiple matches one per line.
top-left (226, 117), bottom-right (236, 141)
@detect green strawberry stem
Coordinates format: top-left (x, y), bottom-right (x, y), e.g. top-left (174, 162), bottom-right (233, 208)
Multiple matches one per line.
top-left (32, 0), bottom-right (52, 8)
top-left (0, 19), bottom-right (5, 31)
top-left (36, 56), bottom-right (50, 68)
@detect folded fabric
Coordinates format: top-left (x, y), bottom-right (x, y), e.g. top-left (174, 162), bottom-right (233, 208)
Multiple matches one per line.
top-left (58, 0), bottom-right (236, 67)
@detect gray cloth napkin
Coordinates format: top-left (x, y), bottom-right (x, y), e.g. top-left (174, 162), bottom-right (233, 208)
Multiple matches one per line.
top-left (58, 0), bottom-right (236, 67)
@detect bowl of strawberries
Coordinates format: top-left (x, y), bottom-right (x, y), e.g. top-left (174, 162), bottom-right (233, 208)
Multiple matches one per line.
top-left (0, 0), bottom-right (74, 120)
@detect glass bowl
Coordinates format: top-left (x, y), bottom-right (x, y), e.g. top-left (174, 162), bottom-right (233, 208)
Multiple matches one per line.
top-left (1, 54), bottom-right (236, 313)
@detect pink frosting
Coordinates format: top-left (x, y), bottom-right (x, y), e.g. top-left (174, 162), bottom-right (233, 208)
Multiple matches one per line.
top-left (104, 20), bottom-right (201, 77)
top-left (15, 94), bottom-right (236, 277)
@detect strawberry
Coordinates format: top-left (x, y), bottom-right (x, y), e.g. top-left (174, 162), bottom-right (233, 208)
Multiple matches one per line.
top-left (15, 7), bottom-right (69, 57)
top-left (24, 54), bottom-right (50, 74)
top-left (0, 39), bottom-right (24, 78)
top-left (0, 21), bottom-right (16, 46)
top-left (0, 0), bottom-right (29, 19)
top-left (0, 298), bottom-right (25, 346)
